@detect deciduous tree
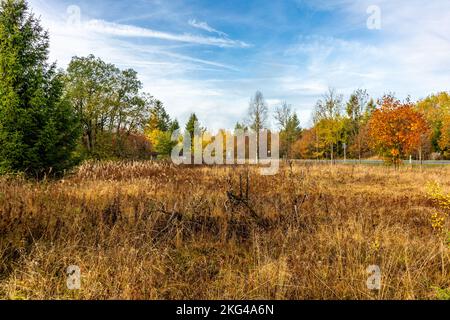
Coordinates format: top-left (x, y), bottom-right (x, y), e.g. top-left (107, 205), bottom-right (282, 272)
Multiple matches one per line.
top-left (439, 114), bottom-right (450, 158)
top-left (247, 91), bottom-right (269, 162)
top-left (65, 55), bottom-right (151, 158)
top-left (313, 88), bottom-right (344, 162)
top-left (368, 95), bottom-right (429, 166)
top-left (417, 92), bottom-right (450, 155)
top-left (146, 101), bottom-right (178, 157)
top-left (346, 89), bottom-right (370, 162)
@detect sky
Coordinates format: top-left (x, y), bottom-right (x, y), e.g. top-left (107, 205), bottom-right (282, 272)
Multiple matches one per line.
top-left (28, 0), bottom-right (450, 131)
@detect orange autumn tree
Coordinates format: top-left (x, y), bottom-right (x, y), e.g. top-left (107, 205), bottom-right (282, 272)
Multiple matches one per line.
top-left (368, 95), bottom-right (429, 166)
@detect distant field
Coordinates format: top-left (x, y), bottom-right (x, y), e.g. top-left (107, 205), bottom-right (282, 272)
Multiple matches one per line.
top-left (0, 162), bottom-right (449, 300)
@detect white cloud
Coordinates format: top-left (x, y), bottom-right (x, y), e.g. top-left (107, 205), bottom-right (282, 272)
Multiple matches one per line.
top-left (86, 19), bottom-right (249, 48)
top-left (188, 19), bottom-right (228, 37)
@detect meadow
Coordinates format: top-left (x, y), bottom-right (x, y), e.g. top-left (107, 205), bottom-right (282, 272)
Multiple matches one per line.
top-left (0, 162), bottom-right (449, 300)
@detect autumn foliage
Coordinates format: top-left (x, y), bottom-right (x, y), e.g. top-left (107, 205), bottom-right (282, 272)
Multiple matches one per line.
top-left (368, 95), bottom-right (429, 165)
top-left (439, 114), bottom-right (450, 156)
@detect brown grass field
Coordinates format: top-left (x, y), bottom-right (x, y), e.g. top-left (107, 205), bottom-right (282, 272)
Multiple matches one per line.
top-left (0, 162), bottom-right (449, 300)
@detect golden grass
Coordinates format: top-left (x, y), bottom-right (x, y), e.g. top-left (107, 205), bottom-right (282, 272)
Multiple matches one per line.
top-left (0, 161), bottom-right (449, 300)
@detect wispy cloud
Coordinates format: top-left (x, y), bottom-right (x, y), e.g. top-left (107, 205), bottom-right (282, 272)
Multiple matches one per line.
top-left (86, 20), bottom-right (249, 48)
top-left (188, 19), bottom-right (228, 37)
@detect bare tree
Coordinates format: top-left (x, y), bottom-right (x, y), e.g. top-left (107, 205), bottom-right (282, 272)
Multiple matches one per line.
top-left (246, 91), bottom-right (269, 162)
top-left (346, 89), bottom-right (369, 163)
top-left (313, 87), bottom-right (343, 122)
top-left (247, 91), bottom-right (269, 131)
top-left (275, 101), bottom-right (292, 131)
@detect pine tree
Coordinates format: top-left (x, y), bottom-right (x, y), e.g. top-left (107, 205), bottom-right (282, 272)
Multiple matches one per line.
top-left (283, 113), bottom-right (302, 158)
top-left (186, 113), bottom-right (200, 139)
top-left (148, 100), bottom-right (171, 132)
top-left (234, 122), bottom-right (248, 132)
top-left (0, 0), bottom-right (80, 176)
top-left (169, 119), bottom-right (180, 133)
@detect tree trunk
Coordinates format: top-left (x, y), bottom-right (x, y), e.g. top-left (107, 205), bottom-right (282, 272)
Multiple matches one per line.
top-left (358, 138), bottom-right (362, 164)
top-left (330, 143), bottom-right (334, 165)
top-left (86, 126), bottom-right (94, 154)
top-left (419, 147), bottom-right (423, 168)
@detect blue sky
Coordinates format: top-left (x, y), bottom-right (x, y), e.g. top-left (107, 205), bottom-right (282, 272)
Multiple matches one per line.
top-left (29, 0), bottom-right (450, 131)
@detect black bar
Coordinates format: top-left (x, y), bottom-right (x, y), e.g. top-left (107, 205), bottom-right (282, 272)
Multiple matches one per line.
top-left (0, 300), bottom-right (447, 319)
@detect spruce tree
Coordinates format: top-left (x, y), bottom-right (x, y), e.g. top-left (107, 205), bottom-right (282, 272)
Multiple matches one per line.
top-left (186, 113), bottom-right (200, 139)
top-left (0, 0), bottom-right (80, 177)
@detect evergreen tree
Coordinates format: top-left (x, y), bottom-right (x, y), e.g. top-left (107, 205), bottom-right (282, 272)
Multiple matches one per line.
top-left (283, 113), bottom-right (302, 158)
top-left (169, 119), bottom-right (180, 133)
top-left (234, 122), bottom-right (248, 132)
top-left (0, 0), bottom-right (80, 176)
top-left (275, 102), bottom-right (302, 158)
top-left (186, 113), bottom-right (200, 139)
top-left (148, 100), bottom-right (171, 132)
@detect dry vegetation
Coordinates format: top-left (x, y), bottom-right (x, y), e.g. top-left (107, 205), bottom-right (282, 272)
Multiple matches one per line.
top-left (0, 161), bottom-right (449, 300)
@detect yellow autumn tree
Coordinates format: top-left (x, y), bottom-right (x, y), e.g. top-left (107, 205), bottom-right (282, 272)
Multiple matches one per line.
top-left (439, 114), bottom-right (450, 158)
top-left (417, 92), bottom-right (450, 157)
top-left (146, 101), bottom-right (178, 157)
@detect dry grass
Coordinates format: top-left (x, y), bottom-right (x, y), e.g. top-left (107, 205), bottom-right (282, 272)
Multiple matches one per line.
top-left (0, 161), bottom-right (449, 300)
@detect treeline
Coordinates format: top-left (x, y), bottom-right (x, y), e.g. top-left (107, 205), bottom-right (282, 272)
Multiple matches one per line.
top-left (230, 88), bottom-right (450, 165)
top-left (291, 89), bottom-right (450, 164)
